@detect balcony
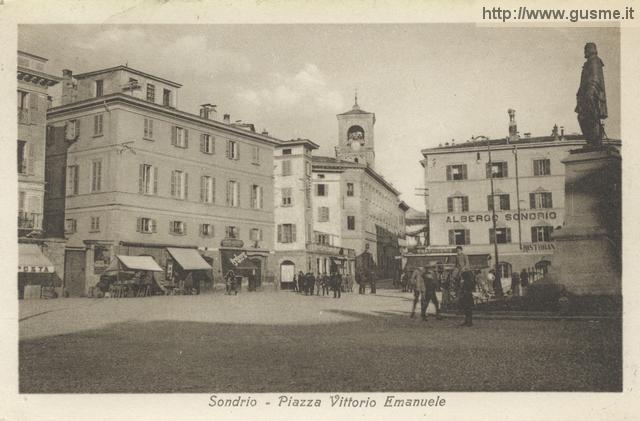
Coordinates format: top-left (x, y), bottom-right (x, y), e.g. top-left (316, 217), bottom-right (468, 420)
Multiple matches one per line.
top-left (18, 108), bottom-right (30, 125)
top-left (18, 212), bottom-right (42, 231)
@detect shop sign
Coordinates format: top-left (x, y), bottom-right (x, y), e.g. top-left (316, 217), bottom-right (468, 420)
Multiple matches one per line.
top-left (521, 243), bottom-right (556, 253)
top-left (19, 265), bottom-right (53, 273)
top-left (230, 251), bottom-right (248, 267)
top-left (446, 211), bottom-right (557, 224)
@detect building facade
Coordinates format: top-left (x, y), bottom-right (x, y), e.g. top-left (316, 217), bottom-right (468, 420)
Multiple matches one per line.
top-left (17, 51), bottom-right (64, 297)
top-left (421, 128), bottom-right (621, 283)
top-left (44, 65), bottom-right (280, 296)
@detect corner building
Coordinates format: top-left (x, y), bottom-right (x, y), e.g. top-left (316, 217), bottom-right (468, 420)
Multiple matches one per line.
top-left (421, 132), bottom-right (620, 282)
top-left (44, 66), bottom-right (279, 296)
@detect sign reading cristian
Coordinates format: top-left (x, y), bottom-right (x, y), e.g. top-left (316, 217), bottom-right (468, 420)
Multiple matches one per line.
top-left (446, 211), bottom-right (557, 223)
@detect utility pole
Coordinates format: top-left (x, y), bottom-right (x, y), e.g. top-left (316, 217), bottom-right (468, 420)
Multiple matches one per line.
top-left (513, 145), bottom-right (523, 249)
top-left (486, 138), bottom-right (503, 297)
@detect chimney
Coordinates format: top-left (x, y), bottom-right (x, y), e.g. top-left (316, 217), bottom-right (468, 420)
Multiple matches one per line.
top-left (61, 69), bottom-right (77, 105)
top-left (223, 114), bottom-right (230, 124)
top-left (199, 104), bottom-right (217, 120)
top-left (261, 129), bottom-right (269, 136)
top-left (560, 126), bottom-right (565, 140)
top-left (508, 109), bottom-right (519, 141)
top-left (552, 124), bottom-right (559, 140)
top-left (524, 132), bottom-right (531, 138)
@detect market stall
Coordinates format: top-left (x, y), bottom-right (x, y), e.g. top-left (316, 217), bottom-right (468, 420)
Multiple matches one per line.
top-left (98, 255), bottom-right (163, 298)
top-left (165, 247), bottom-right (212, 294)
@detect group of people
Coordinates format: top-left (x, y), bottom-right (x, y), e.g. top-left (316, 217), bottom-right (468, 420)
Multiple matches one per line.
top-left (293, 271), bottom-right (345, 298)
top-left (407, 245), bottom-right (476, 327)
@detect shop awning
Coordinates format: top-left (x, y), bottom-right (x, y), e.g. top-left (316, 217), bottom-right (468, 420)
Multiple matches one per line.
top-left (117, 255), bottom-right (163, 272)
top-left (18, 244), bottom-right (55, 273)
top-left (167, 248), bottom-right (211, 271)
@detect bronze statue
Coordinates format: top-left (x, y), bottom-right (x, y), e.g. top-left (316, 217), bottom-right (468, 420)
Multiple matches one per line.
top-left (575, 42), bottom-right (607, 147)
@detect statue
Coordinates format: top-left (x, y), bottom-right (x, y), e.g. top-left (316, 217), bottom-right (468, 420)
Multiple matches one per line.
top-left (575, 42), bottom-right (607, 147)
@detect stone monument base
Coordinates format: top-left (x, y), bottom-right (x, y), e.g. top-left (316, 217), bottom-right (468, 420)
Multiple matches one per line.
top-left (549, 146), bottom-right (621, 296)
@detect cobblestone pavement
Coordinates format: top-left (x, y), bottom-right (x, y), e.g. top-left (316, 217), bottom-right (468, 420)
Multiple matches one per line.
top-left (19, 289), bottom-right (622, 392)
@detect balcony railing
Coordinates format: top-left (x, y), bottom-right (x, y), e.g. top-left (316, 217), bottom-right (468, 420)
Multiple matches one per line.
top-left (18, 212), bottom-right (42, 230)
top-left (18, 108), bottom-right (29, 124)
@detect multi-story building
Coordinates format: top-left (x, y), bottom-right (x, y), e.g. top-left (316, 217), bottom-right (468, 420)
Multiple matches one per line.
top-left (314, 98), bottom-right (407, 278)
top-left (17, 51), bottom-right (64, 297)
top-left (44, 65), bottom-right (280, 296)
top-left (421, 113), bottom-right (620, 283)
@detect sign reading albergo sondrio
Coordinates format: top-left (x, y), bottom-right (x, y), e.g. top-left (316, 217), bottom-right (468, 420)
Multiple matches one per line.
top-left (445, 211), bottom-right (557, 223)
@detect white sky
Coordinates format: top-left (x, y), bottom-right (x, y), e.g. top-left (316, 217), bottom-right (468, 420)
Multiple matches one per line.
top-left (18, 24), bottom-right (620, 210)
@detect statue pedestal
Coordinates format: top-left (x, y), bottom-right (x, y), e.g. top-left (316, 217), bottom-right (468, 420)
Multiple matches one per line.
top-left (550, 146), bottom-right (621, 295)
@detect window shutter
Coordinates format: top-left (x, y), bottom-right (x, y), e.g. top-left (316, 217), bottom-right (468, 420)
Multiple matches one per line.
top-left (446, 166), bottom-right (452, 181)
top-left (533, 161), bottom-right (540, 176)
top-left (74, 167), bottom-right (79, 195)
top-left (149, 120), bottom-right (153, 138)
top-left (292, 224), bottom-right (297, 242)
top-left (462, 196), bottom-right (469, 212)
top-left (277, 224), bottom-right (282, 242)
top-left (136, 217), bottom-right (142, 232)
top-left (211, 178), bottom-right (215, 203)
top-left (184, 129), bottom-right (189, 148)
top-left (448, 230), bottom-right (454, 245)
top-left (464, 229), bottom-right (470, 245)
top-left (531, 227), bottom-right (537, 243)
top-left (171, 126), bottom-right (177, 146)
top-left (529, 193), bottom-right (536, 209)
top-left (259, 186), bottom-right (263, 209)
top-left (487, 195), bottom-right (493, 211)
top-left (547, 193), bottom-right (553, 208)
top-left (236, 143), bottom-right (240, 160)
top-left (153, 167), bottom-right (158, 194)
top-left (200, 176), bottom-right (205, 202)
top-left (184, 173), bottom-right (188, 199)
top-left (503, 163), bottom-right (509, 178)
top-left (26, 143), bottom-right (34, 174)
top-left (151, 219), bottom-right (157, 233)
top-left (139, 164), bottom-right (144, 194)
top-left (94, 115), bottom-right (99, 134)
top-left (144, 119), bottom-right (148, 138)
top-left (503, 195), bottom-right (510, 210)
top-left (461, 165), bottom-right (468, 180)
top-left (236, 182), bottom-right (240, 207)
top-left (75, 119), bottom-right (80, 138)
top-left (200, 134), bottom-right (205, 152)
top-left (170, 171), bottom-right (176, 196)
top-left (506, 228), bottom-right (512, 243)
top-left (226, 181), bottom-right (231, 205)
top-left (489, 229), bottom-right (494, 244)
top-left (447, 197), bottom-right (453, 212)
top-left (226, 140), bottom-right (230, 158)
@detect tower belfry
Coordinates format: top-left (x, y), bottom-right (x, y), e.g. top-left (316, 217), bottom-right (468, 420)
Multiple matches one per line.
top-left (335, 92), bottom-right (376, 168)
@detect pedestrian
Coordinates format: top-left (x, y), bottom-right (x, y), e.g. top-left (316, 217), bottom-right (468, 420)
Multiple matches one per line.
top-left (511, 270), bottom-right (520, 297)
top-left (422, 268), bottom-right (442, 320)
top-left (520, 268), bottom-right (530, 288)
top-left (225, 270), bottom-right (237, 295)
top-left (459, 270), bottom-right (476, 326)
top-left (292, 274), bottom-right (298, 292)
top-left (355, 243), bottom-right (376, 294)
top-left (410, 266), bottom-right (426, 320)
top-left (248, 269), bottom-right (256, 292)
top-left (331, 272), bottom-right (342, 298)
top-left (486, 269), bottom-right (496, 295)
top-left (306, 272), bottom-right (316, 296)
top-left (322, 274), bottom-right (330, 296)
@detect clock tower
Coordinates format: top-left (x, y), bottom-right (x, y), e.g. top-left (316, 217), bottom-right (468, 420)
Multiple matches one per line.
top-left (335, 93), bottom-right (376, 168)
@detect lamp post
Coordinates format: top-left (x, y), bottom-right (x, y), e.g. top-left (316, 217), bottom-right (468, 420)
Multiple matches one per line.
top-left (477, 136), bottom-right (503, 297)
top-left (513, 145), bottom-right (523, 250)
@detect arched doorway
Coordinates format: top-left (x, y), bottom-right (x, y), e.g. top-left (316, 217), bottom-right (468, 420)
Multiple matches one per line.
top-left (535, 260), bottom-right (551, 277)
top-left (280, 260), bottom-right (295, 290)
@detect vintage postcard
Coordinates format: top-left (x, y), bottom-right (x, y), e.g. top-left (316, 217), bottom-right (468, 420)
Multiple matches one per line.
top-left (1, 0), bottom-right (638, 420)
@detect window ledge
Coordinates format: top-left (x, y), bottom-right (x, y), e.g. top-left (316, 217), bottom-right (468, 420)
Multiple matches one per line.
top-left (92, 134), bottom-right (104, 138)
top-left (143, 137), bottom-right (155, 141)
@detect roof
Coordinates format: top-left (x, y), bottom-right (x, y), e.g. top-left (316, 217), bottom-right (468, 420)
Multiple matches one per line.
top-left (405, 207), bottom-right (427, 221)
top-left (311, 155), bottom-right (400, 195)
top-left (167, 248), bottom-right (212, 271)
top-left (278, 138), bottom-right (320, 150)
top-left (17, 67), bottom-right (61, 86)
top-left (73, 65), bottom-right (182, 88)
top-left (47, 93), bottom-right (284, 147)
top-left (18, 50), bottom-right (48, 62)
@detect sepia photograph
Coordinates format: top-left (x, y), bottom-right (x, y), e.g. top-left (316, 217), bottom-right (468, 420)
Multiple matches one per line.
top-left (3, 1), bottom-right (638, 420)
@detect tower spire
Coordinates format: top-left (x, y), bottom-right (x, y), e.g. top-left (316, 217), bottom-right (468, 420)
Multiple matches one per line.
top-left (353, 88), bottom-right (360, 110)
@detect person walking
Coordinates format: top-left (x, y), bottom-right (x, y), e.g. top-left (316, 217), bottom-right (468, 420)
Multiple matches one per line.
top-left (322, 274), bottom-right (330, 296)
top-left (520, 268), bottom-right (530, 288)
top-left (410, 266), bottom-right (426, 320)
top-left (459, 270), bottom-right (476, 326)
top-left (306, 272), bottom-right (316, 296)
top-left (511, 270), bottom-right (521, 297)
top-left (422, 268), bottom-right (443, 320)
top-left (225, 270), bottom-right (237, 295)
top-left (331, 272), bottom-right (342, 298)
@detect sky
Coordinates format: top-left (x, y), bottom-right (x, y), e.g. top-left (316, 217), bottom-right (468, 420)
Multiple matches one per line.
top-left (18, 24), bottom-right (620, 210)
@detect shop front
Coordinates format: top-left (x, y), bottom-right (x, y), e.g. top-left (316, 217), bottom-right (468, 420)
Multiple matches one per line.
top-left (18, 243), bottom-right (58, 299)
top-left (99, 255), bottom-right (164, 297)
top-left (219, 239), bottom-right (269, 291)
top-left (166, 247), bottom-right (213, 294)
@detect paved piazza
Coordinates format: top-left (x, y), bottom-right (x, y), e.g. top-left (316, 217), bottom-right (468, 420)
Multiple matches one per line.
top-left (19, 289), bottom-right (622, 393)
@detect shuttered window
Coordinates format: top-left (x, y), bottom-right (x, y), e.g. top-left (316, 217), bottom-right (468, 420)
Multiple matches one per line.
top-left (448, 229), bottom-right (470, 245)
top-left (200, 176), bottom-right (215, 203)
top-left (489, 228), bottom-right (512, 244)
top-left (201, 134), bottom-right (215, 154)
top-left (533, 159), bottom-right (551, 176)
top-left (282, 160), bottom-right (292, 176)
top-left (250, 184), bottom-right (263, 209)
top-left (93, 114), bottom-right (103, 136)
top-left (446, 164), bottom-right (467, 181)
top-left (226, 180), bottom-right (239, 207)
top-left (318, 206), bottom-right (330, 222)
top-left (529, 192), bottom-right (553, 209)
top-left (281, 187), bottom-right (293, 206)
top-left (171, 170), bottom-right (188, 199)
top-left (136, 217), bottom-right (157, 234)
top-left (171, 126), bottom-right (188, 148)
top-left (531, 226), bottom-right (553, 242)
top-left (277, 224), bottom-right (296, 243)
top-left (487, 194), bottom-right (510, 211)
top-left (139, 164), bottom-right (157, 195)
top-left (91, 160), bottom-right (102, 192)
top-left (144, 119), bottom-right (154, 139)
top-left (447, 196), bottom-right (469, 212)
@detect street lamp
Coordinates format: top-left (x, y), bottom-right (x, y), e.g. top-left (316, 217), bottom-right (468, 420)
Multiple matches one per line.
top-left (476, 136), bottom-right (504, 297)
